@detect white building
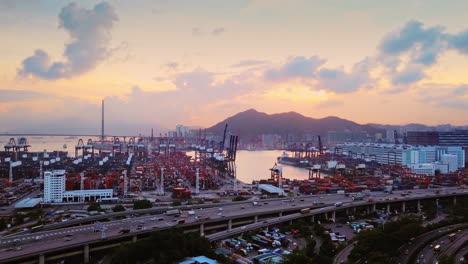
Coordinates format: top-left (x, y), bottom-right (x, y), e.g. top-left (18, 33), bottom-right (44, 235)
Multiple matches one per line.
top-left (337, 143), bottom-right (465, 176)
top-left (441, 154), bottom-right (459, 172)
top-left (409, 163), bottom-right (436, 176)
top-left (44, 170), bottom-right (66, 203)
top-left (43, 170), bottom-right (114, 203)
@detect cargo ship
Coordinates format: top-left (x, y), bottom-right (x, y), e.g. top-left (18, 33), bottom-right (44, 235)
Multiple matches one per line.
top-left (277, 152), bottom-right (309, 167)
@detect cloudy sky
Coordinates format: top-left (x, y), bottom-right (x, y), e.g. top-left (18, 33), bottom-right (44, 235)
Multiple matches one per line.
top-left (1, 0), bottom-right (468, 134)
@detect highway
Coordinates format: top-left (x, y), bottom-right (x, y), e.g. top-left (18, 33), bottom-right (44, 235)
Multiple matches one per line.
top-left (415, 228), bottom-right (468, 264)
top-left (400, 224), bottom-right (468, 264)
top-left (455, 245), bottom-right (468, 264)
top-left (0, 187), bottom-right (466, 263)
top-left (333, 243), bottom-right (355, 264)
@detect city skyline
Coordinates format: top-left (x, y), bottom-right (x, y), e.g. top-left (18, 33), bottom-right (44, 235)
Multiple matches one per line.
top-left (2, 0), bottom-right (468, 134)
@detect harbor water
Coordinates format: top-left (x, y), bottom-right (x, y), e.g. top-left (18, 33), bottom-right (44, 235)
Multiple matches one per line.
top-left (0, 136), bottom-right (310, 182)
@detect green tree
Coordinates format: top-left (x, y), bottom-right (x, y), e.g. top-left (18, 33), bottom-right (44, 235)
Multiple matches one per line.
top-left (304, 238), bottom-right (317, 257)
top-left (133, 199), bottom-right (152, 210)
top-left (172, 200), bottom-right (181, 206)
top-left (282, 249), bottom-right (311, 264)
top-left (232, 196), bottom-right (248, 202)
top-left (439, 255), bottom-right (455, 264)
top-left (87, 202), bottom-right (101, 212)
top-left (113, 205), bottom-right (126, 212)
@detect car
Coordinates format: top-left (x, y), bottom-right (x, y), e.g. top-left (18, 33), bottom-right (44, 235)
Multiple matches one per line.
top-left (264, 202), bottom-right (268, 205)
top-left (65, 234), bottom-right (73, 237)
top-left (263, 221), bottom-right (268, 224)
top-left (64, 237), bottom-right (72, 241)
top-left (119, 229), bottom-right (130, 234)
top-left (14, 247), bottom-right (22, 251)
top-left (240, 206), bottom-right (245, 209)
top-left (34, 236), bottom-right (43, 241)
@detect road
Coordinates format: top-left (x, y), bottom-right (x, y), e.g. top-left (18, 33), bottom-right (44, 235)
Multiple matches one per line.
top-left (455, 245), bottom-right (468, 264)
top-left (334, 243), bottom-right (355, 264)
top-left (400, 224), bottom-right (468, 264)
top-left (0, 187), bottom-right (466, 262)
top-left (415, 228), bottom-right (468, 264)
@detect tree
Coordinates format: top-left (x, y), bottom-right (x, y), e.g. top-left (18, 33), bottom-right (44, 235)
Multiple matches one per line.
top-left (282, 249), bottom-right (311, 264)
top-left (172, 201), bottom-right (181, 206)
top-left (133, 199), bottom-right (152, 210)
top-left (232, 196), bottom-right (248, 202)
top-left (439, 255), bottom-right (455, 264)
top-left (304, 238), bottom-right (317, 257)
top-left (113, 205), bottom-right (126, 212)
top-left (87, 202), bottom-right (101, 212)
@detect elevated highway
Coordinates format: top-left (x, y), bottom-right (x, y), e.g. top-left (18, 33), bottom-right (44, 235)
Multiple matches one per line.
top-left (0, 187), bottom-right (466, 264)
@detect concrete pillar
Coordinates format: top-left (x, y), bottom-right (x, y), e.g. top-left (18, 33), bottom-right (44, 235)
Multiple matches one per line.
top-left (200, 224), bottom-right (205, 237)
top-left (228, 219), bottom-right (232, 231)
top-left (254, 215), bottom-right (258, 223)
top-left (39, 254), bottom-right (45, 264)
top-left (331, 211), bottom-right (336, 222)
top-left (436, 199), bottom-right (439, 207)
top-left (402, 202), bottom-right (406, 213)
top-left (387, 203), bottom-right (391, 214)
top-left (372, 204), bottom-right (376, 212)
top-left (84, 244), bottom-right (90, 264)
top-left (289, 220), bottom-right (293, 225)
top-left (366, 206), bottom-right (370, 215)
top-left (132, 235), bottom-right (137, 243)
top-left (353, 207), bottom-right (356, 214)
top-left (453, 196), bottom-right (457, 206)
top-left (346, 208), bottom-right (349, 215)
top-left (324, 212), bottom-right (328, 220)
top-left (279, 211), bottom-right (283, 217)
top-left (417, 200), bottom-right (421, 212)
top-left (311, 215), bottom-right (315, 223)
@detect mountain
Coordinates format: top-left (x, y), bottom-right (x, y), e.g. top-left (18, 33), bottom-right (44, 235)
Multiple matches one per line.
top-left (206, 109), bottom-right (382, 138)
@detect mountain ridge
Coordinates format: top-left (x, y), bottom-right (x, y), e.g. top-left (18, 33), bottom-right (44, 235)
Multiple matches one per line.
top-left (206, 109), bottom-right (382, 138)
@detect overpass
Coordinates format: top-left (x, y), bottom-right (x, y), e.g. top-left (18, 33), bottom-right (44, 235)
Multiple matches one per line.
top-left (0, 188), bottom-right (466, 264)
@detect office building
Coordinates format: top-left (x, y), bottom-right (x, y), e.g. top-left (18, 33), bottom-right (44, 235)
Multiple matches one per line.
top-left (43, 170), bottom-right (114, 203)
top-left (337, 143), bottom-right (465, 175)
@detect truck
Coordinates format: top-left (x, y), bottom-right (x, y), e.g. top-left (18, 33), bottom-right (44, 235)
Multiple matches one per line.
top-left (352, 195), bottom-right (364, 201)
top-left (165, 209), bottom-right (181, 216)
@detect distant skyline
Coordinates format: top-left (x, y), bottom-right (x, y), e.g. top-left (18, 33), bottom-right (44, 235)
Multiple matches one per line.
top-left (1, 0), bottom-right (468, 134)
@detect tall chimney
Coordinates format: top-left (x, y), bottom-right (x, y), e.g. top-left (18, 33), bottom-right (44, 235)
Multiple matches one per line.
top-left (101, 100), bottom-right (104, 140)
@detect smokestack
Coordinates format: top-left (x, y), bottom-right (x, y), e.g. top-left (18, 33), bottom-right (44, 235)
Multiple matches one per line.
top-left (101, 100), bottom-right (104, 140)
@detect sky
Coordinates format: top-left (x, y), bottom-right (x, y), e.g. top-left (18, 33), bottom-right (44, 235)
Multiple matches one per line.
top-left (1, 0), bottom-right (468, 134)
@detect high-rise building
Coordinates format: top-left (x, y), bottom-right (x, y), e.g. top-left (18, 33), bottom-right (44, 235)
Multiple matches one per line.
top-left (44, 170), bottom-right (66, 203)
top-left (406, 130), bottom-right (468, 162)
top-left (43, 170), bottom-right (114, 203)
top-left (337, 143), bottom-right (465, 172)
top-left (406, 131), bottom-right (439, 145)
top-left (176, 125), bottom-right (189, 137)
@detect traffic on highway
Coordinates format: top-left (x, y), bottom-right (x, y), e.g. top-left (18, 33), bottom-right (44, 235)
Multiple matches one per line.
top-left (0, 187), bottom-right (466, 262)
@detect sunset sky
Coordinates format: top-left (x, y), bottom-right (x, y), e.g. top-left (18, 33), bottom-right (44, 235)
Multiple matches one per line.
top-left (1, 0), bottom-right (468, 134)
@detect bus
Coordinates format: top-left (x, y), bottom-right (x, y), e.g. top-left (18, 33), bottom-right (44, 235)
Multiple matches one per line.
top-left (433, 244), bottom-right (441, 253)
top-left (448, 233), bottom-right (457, 241)
top-left (31, 225), bottom-right (44, 232)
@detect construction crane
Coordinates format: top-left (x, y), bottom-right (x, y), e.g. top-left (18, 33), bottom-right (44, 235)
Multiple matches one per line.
top-left (318, 135), bottom-right (324, 155)
top-left (220, 124), bottom-right (228, 152)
